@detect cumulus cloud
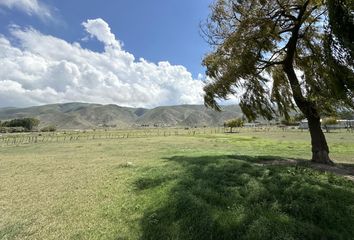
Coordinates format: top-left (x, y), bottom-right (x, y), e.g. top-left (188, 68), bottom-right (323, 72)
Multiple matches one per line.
top-left (0, 0), bottom-right (52, 20)
top-left (82, 18), bottom-right (122, 49)
top-left (0, 19), bottom-right (204, 108)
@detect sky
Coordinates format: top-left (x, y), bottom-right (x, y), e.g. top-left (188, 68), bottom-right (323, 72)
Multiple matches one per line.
top-left (0, 0), bottom-right (214, 108)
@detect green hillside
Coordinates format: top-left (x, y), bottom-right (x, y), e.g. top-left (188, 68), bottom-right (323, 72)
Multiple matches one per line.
top-left (0, 103), bottom-right (243, 129)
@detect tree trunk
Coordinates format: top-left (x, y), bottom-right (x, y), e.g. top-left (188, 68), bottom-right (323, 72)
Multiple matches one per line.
top-left (307, 116), bottom-right (334, 165)
top-left (283, 54), bottom-right (334, 165)
top-left (281, 0), bottom-right (334, 165)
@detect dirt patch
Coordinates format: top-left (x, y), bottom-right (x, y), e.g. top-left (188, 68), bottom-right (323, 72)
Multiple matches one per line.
top-left (310, 163), bottom-right (354, 182)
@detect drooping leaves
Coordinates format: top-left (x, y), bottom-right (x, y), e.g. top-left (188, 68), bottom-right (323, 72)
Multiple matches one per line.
top-left (202, 0), bottom-right (354, 120)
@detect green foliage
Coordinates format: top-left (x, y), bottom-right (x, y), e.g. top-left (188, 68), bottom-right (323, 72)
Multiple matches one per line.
top-left (40, 125), bottom-right (57, 132)
top-left (202, 0), bottom-right (354, 120)
top-left (322, 117), bottom-right (338, 125)
top-left (337, 110), bottom-right (354, 119)
top-left (293, 113), bottom-right (306, 122)
top-left (1, 118), bottom-right (40, 131)
top-left (327, 0), bottom-right (354, 60)
top-left (324, 0), bottom-right (354, 109)
top-left (225, 118), bottom-right (244, 128)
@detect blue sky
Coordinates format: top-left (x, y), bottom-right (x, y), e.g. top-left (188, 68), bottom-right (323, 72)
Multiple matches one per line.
top-left (0, 0), bottom-right (212, 78)
top-left (0, 0), bottom-right (215, 107)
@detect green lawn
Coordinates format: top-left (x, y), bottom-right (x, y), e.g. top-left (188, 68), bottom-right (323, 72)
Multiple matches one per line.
top-left (1, 130), bottom-right (354, 239)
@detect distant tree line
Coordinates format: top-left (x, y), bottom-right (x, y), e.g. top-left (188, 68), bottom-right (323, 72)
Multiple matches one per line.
top-left (0, 118), bottom-right (40, 131)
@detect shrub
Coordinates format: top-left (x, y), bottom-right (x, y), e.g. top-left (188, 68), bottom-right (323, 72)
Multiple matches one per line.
top-left (40, 125), bottom-right (57, 132)
top-left (322, 117), bottom-right (338, 133)
top-left (322, 117), bottom-right (338, 125)
top-left (0, 127), bottom-right (26, 133)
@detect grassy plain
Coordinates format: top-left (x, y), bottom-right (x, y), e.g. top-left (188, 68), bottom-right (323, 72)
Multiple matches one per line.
top-left (1, 129), bottom-right (354, 239)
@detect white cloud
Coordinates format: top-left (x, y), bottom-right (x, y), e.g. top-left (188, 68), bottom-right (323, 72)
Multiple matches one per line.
top-left (0, 19), bottom-right (204, 108)
top-left (197, 73), bottom-right (204, 80)
top-left (82, 18), bottom-right (122, 50)
top-left (0, 0), bottom-right (52, 20)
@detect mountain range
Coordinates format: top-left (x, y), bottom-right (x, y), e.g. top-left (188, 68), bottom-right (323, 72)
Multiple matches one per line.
top-left (0, 103), bottom-right (243, 129)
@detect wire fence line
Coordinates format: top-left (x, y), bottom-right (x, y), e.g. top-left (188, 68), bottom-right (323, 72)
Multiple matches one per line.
top-left (0, 128), bottom-right (226, 147)
top-left (1, 126), bottom-right (351, 147)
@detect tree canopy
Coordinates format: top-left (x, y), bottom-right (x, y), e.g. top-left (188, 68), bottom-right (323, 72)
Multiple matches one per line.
top-left (327, 0), bottom-right (353, 59)
top-left (203, 0), bottom-right (353, 121)
top-left (225, 118), bottom-right (244, 131)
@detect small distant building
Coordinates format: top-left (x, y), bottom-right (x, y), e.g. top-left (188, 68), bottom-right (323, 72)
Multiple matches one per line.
top-left (299, 120), bottom-right (308, 129)
top-left (298, 119), bottom-right (354, 130)
top-left (337, 120), bottom-right (354, 128)
top-left (243, 122), bottom-right (260, 128)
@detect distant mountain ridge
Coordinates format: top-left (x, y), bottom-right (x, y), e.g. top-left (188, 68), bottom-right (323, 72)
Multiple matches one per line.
top-left (0, 103), bottom-right (243, 129)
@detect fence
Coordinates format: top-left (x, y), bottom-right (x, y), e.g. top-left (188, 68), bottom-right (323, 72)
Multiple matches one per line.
top-left (0, 127), bottom-right (225, 147)
top-left (1, 126), bottom-right (352, 147)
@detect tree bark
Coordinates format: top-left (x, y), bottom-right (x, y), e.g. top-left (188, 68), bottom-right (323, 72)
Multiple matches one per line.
top-left (283, 63), bottom-right (333, 164)
top-left (283, 65), bottom-right (333, 164)
top-left (308, 116), bottom-right (334, 165)
top-left (281, 0), bottom-right (334, 165)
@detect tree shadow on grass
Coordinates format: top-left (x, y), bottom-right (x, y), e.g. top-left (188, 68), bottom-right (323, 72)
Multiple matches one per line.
top-left (139, 155), bottom-right (354, 240)
top-left (234, 155), bottom-right (354, 181)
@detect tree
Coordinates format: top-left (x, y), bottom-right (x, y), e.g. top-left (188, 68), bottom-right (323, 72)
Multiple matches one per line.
top-left (202, 0), bottom-right (354, 164)
top-left (2, 118), bottom-right (40, 131)
top-left (224, 118), bottom-right (244, 132)
top-left (25, 118), bottom-right (40, 131)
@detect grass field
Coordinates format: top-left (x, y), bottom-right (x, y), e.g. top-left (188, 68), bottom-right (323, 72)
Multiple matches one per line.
top-left (1, 129), bottom-right (354, 239)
